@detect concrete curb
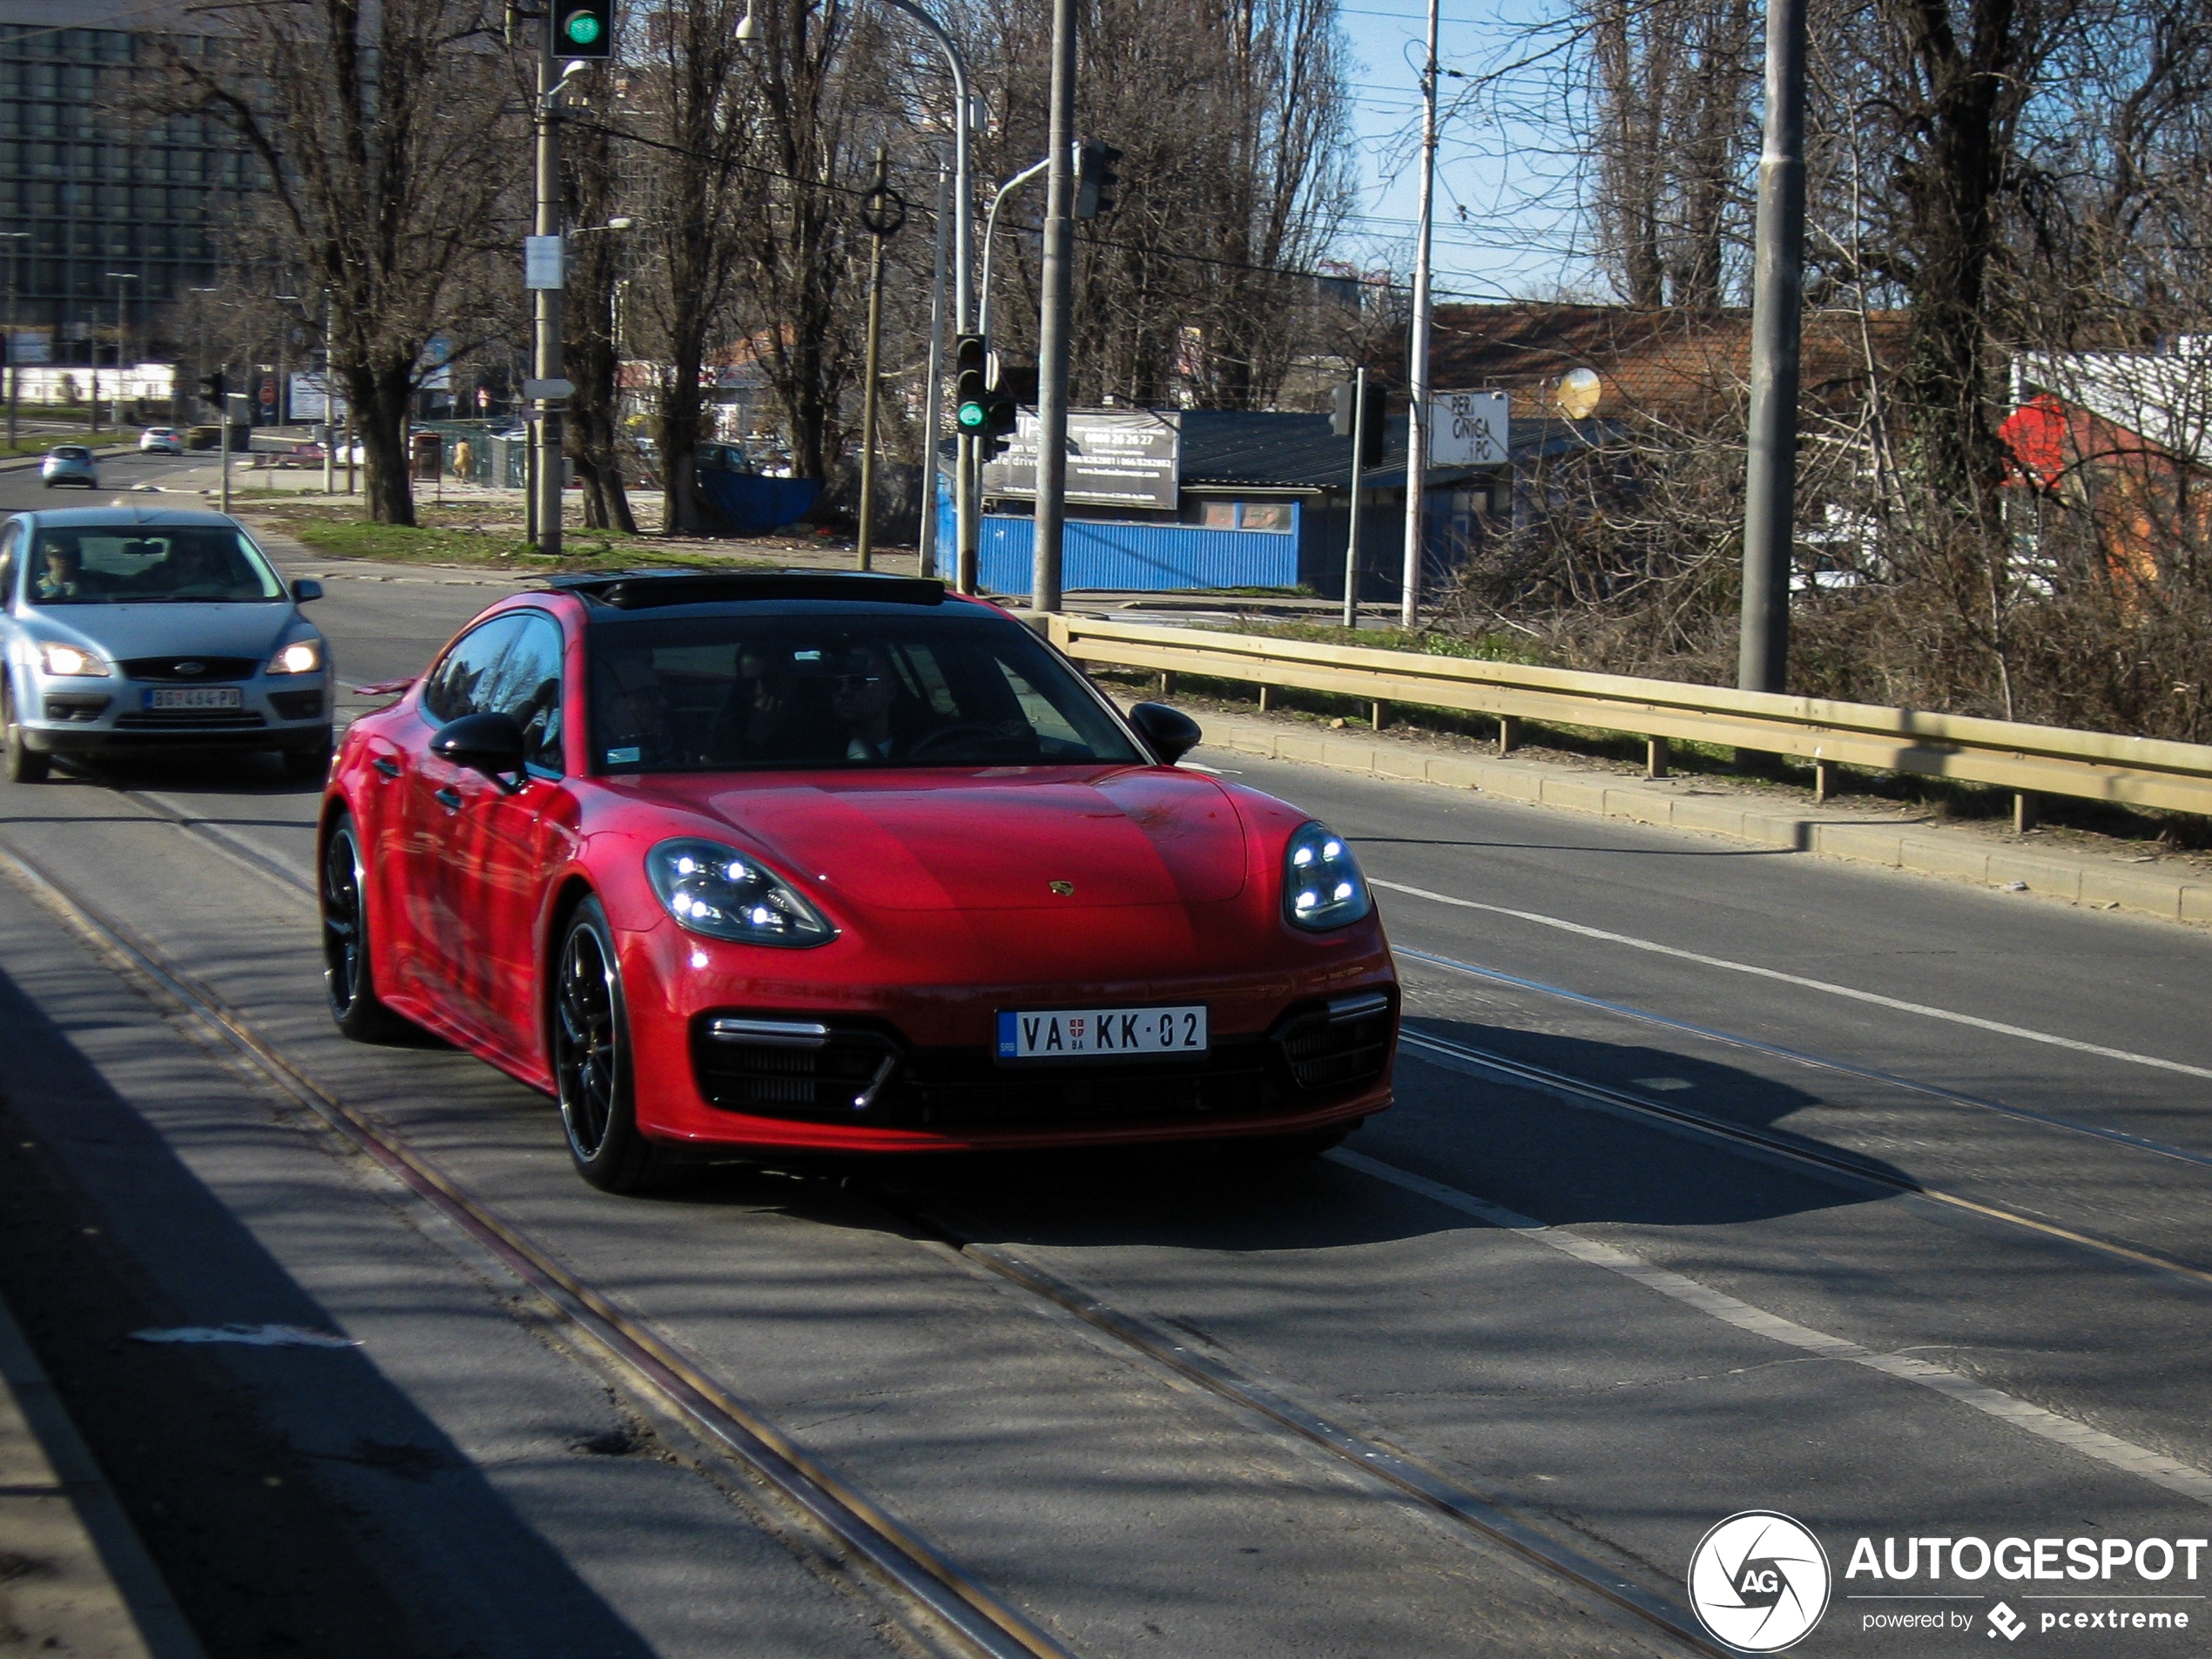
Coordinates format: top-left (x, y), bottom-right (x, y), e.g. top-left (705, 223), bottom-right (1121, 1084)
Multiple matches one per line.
top-left (1197, 711), bottom-right (2212, 927)
top-left (0, 1289), bottom-right (204, 1659)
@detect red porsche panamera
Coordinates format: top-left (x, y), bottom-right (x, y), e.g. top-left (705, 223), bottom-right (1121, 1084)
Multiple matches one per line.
top-left (319, 570), bottom-right (1397, 1190)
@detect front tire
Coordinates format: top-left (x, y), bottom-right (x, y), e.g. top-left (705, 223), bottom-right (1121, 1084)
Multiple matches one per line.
top-left (320, 812), bottom-right (408, 1041)
top-left (551, 897), bottom-right (660, 1193)
top-left (3, 680), bottom-right (51, 783)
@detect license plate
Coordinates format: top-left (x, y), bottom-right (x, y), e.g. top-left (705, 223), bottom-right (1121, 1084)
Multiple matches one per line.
top-left (145, 687), bottom-right (241, 711)
top-left (997, 1004), bottom-right (1208, 1060)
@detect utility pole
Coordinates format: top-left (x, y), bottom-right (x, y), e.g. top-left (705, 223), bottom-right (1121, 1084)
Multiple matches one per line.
top-left (1032, 0), bottom-right (1078, 616)
top-left (105, 273), bottom-right (139, 430)
top-left (322, 293), bottom-right (336, 496)
top-left (1344, 366), bottom-right (1368, 629)
top-left (918, 153), bottom-right (949, 578)
top-left (1738, 0), bottom-right (1808, 694)
top-left (1397, 0), bottom-right (1440, 630)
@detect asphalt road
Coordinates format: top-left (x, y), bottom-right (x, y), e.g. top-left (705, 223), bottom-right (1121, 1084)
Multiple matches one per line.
top-left (0, 501), bottom-right (2206, 1658)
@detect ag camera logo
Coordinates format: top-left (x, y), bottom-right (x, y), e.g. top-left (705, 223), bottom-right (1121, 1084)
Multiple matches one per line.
top-left (1689, 1511), bottom-right (1832, 1651)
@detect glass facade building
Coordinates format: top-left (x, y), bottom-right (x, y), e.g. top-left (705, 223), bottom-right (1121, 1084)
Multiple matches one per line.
top-left (0, 6), bottom-right (258, 368)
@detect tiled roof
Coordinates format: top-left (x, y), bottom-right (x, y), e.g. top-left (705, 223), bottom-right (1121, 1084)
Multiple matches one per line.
top-left (1396, 303), bottom-right (1907, 421)
top-left (1177, 409), bottom-right (1554, 489)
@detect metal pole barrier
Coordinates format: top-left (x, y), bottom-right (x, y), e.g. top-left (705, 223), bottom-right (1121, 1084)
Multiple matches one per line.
top-left (219, 391), bottom-right (239, 514)
top-left (855, 145), bottom-right (893, 571)
top-left (917, 153), bottom-right (949, 578)
top-left (1397, 0), bottom-right (1440, 631)
top-left (534, 49), bottom-right (565, 557)
top-left (1343, 364), bottom-right (1366, 630)
top-left (1737, 0), bottom-right (1808, 694)
top-left (1033, 5), bottom-right (1077, 616)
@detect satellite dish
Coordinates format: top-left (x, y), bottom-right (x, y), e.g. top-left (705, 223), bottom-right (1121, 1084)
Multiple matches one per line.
top-left (1555, 367), bottom-right (1602, 420)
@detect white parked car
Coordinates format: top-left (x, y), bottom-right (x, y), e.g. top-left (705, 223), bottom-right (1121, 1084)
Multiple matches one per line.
top-left (138, 427), bottom-right (185, 454)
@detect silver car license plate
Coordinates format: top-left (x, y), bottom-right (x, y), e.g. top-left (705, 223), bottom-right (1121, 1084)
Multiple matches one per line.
top-left (145, 687), bottom-right (242, 711)
top-left (996, 1004), bottom-right (1208, 1060)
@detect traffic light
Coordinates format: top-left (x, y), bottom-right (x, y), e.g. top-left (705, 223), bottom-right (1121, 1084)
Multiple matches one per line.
top-left (1331, 379), bottom-right (1386, 467)
top-left (554, 0), bottom-right (613, 57)
top-left (199, 370), bottom-right (226, 408)
top-left (955, 334), bottom-right (989, 435)
top-left (978, 380), bottom-right (1019, 461)
top-left (1075, 141), bottom-right (1123, 220)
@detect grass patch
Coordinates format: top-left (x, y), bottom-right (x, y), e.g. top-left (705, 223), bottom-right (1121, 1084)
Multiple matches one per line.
top-left (239, 499), bottom-right (776, 574)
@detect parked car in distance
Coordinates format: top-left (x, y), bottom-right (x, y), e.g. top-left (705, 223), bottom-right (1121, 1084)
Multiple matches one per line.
top-left (0, 507), bottom-right (332, 784)
top-left (138, 427), bottom-right (185, 455)
top-left (270, 442), bottom-right (327, 469)
top-left (41, 446), bottom-right (98, 489)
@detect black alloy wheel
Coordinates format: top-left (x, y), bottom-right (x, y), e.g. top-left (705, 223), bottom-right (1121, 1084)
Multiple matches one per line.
top-left (320, 813), bottom-right (406, 1041)
top-left (551, 897), bottom-right (659, 1193)
top-left (3, 679), bottom-right (51, 783)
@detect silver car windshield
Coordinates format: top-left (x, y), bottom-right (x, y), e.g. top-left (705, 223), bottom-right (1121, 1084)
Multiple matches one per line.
top-left (24, 527), bottom-right (285, 606)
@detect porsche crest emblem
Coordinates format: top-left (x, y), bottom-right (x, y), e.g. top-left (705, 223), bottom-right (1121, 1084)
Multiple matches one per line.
top-left (1049, 880), bottom-right (1076, 896)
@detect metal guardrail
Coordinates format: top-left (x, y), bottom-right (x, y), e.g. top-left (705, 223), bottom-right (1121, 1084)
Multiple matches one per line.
top-left (1049, 614), bottom-right (2212, 819)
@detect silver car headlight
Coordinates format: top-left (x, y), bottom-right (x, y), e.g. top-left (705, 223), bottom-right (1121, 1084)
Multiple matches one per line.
top-left (39, 643), bottom-right (110, 678)
top-left (266, 639), bottom-right (323, 675)
top-left (646, 838), bottom-right (835, 948)
top-left (1283, 819), bottom-right (1371, 931)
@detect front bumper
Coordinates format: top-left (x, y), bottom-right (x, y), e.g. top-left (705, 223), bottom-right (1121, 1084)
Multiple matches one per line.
top-left (18, 669), bottom-right (332, 752)
top-left (617, 909), bottom-right (1399, 1153)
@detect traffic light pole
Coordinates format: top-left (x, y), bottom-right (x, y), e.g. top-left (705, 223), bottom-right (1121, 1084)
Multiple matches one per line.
top-left (534, 48), bottom-right (565, 559)
top-left (1397, 0), bottom-right (1440, 630)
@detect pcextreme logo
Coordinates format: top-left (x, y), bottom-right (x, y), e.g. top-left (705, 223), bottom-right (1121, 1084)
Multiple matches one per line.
top-left (1688, 1511), bottom-right (1834, 1652)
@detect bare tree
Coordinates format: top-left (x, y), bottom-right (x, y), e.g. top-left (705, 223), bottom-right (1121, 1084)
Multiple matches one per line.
top-left (154, 0), bottom-right (520, 523)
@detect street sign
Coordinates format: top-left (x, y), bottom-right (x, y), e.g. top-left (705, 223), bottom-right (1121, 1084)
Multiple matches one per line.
top-left (981, 409), bottom-right (1179, 510)
top-left (523, 377), bottom-right (574, 400)
top-left (523, 235), bottom-right (565, 291)
top-left (1429, 390), bottom-right (1509, 467)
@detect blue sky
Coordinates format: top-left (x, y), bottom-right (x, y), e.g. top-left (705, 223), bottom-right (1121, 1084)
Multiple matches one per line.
top-left (1331, 0), bottom-right (1595, 304)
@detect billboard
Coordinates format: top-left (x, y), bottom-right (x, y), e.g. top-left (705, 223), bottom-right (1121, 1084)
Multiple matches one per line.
top-left (288, 373), bottom-right (348, 423)
top-left (980, 408), bottom-right (1180, 511)
top-left (6, 330), bottom-right (51, 365)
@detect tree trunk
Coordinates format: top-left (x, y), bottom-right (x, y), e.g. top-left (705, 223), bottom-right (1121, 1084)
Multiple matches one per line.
top-left (346, 361), bottom-right (415, 526)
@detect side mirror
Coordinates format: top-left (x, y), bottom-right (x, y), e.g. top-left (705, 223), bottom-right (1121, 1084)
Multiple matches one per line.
top-left (291, 578), bottom-right (323, 603)
top-left (430, 711), bottom-right (528, 791)
top-left (1129, 701), bottom-right (1202, 765)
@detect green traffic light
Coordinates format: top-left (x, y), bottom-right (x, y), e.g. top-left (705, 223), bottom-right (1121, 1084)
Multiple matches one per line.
top-left (563, 10), bottom-right (603, 44)
top-left (957, 402), bottom-right (986, 429)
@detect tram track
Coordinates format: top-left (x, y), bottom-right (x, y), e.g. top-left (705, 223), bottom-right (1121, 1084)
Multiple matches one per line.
top-left (0, 818), bottom-right (1727, 1659)
top-left (7, 779), bottom-right (2209, 1649)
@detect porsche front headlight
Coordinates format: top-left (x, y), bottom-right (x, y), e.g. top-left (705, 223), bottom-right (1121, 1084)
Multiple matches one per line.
top-left (1283, 819), bottom-right (1371, 931)
top-left (267, 639), bottom-right (323, 675)
top-left (646, 838), bottom-right (835, 948)
top-left (39, 643), bottom-right (109, 678)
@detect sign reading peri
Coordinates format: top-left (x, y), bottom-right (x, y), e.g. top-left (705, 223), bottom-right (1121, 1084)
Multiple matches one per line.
top-left (1429, 390), bottom-right (1509, 468)
top-left (981, 409), bottom-right (1180, 511)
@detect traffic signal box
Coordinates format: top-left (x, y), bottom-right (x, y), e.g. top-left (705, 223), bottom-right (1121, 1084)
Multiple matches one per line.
top-left (1331, 379), bottom-right (1386, 468)
top-left (954, 334), bottom-right (1019, 459)
top-left (555, 0), bottom-right (613, 57)
top-left (1075, 142), bottom-right (1123, 221)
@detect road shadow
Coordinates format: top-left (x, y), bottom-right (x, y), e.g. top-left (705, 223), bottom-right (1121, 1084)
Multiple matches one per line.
top-left (651, 1016), bottom-right (1897, 1256)
top-left (0, 955), bottom-right (661, 1659)
top-left (58, 746), bottom-right (324, 797)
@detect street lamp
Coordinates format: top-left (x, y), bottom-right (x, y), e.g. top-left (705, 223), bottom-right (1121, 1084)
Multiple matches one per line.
top-left (1, 232), bottom-right (30, 446)
top-left (105, 273), bottom-right (139, 432)
top-left (735, 0), bottom-right (977, 583)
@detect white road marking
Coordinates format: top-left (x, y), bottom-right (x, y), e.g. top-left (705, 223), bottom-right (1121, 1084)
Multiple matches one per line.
top-left (1369, 876), bottom-right (2212, 1082)
top-left (1329, 1149), bottom-right (2212, 1508)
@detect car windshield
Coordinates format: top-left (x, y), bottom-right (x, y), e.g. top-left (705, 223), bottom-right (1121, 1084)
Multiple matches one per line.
top-left (49, 448), bottom-right (88, 460)
top-left (24, 527), bottom-right (286, 605)
top-left (589, 608), bottom-right (1144, 773)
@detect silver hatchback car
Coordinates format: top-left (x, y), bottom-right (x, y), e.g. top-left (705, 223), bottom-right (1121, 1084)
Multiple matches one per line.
top-left (1, 508), bottom-right (331, 783)
top-left (41, 445), bottom-right (98, 488)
